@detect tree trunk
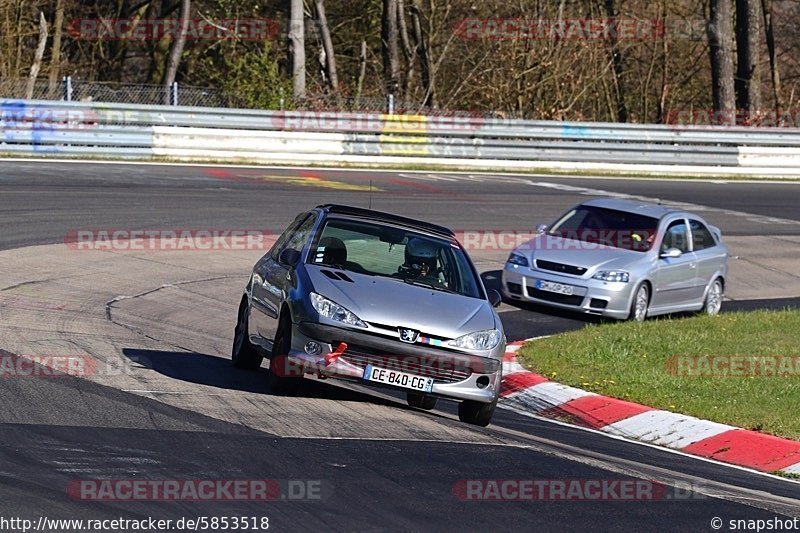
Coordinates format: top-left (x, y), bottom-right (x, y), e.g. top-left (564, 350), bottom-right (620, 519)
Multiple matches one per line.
top-left (761, 0), bottom-right (781, 120)
top-left (163, 0), bottom-right (190, 105)
top-left (397, 0), bottom-right (416, 98)
top-left (355, 40), bottom-right (367, 107)
top-left (604, 0), bottom-right (629, 122)
top-left (382, 0), bottom-right (401, 97)
top-left (735, 0), bottom-right (762, 120)
top-left (47, 0), bottom-right (65, 94)
top-left (289, 0), bottom-right (306, 99)
top-left (708, 0), bottom-right (736, 124)
top-left (410, 0), bottom-right (433, 108)
top-left (25, 12), bottom-right (48, 100)
top-left (314, 0), bottom-right (338, 92)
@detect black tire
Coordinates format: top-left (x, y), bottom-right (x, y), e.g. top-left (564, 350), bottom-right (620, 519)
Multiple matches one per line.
top-left (266, 313), bottom-right (302, 394)
top-left (407, 392), bottom-right (438, 410)
top-left (628, 283), bottom-right (650, 322)
top-left (458, 398), bottom-right (497, 427)
top-left (232, 296), bottom-right (263, 370)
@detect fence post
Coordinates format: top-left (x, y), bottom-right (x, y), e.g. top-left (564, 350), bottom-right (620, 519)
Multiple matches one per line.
top-left (387, 93), bottom-right (394, 115)
top-left (63, 76), bottom-right (73, 101)
top-left (171, 82), bottom-right (179, 106)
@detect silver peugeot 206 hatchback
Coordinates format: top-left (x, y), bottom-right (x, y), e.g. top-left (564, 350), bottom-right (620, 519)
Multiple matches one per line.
top-left (232, 204), bottom-right (506, 426)
top-left (502, 198), bottom-right (729, 321)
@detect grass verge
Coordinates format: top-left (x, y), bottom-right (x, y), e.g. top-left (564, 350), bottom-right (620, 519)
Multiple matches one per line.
top-left (516, 309), bottom-right (800, 440)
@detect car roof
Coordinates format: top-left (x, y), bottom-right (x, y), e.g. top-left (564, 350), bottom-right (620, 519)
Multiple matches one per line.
top-left (316, 204), bottom-right (456, 239)
top-left (580, 198), bottom-right (681, 220)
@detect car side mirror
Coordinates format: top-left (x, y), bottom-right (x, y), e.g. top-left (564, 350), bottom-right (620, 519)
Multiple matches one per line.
top-left (488, 289), bottom-right (502, 308)
top-left (535, 224), bottom-right (548, 233)
top-left (660, 247), bottom-right (682, 259)
top-left (278, 248), bottom-right (301, 266)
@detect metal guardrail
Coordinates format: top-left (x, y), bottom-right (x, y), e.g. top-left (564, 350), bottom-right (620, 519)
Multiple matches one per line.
top-left (2, 99), bottom-right (800, 175)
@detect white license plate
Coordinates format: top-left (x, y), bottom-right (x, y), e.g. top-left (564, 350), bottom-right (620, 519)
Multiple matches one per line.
top-left (535, 279), bottom-right (574, 295)
top-left (363, 364), bottom-right (434, 392)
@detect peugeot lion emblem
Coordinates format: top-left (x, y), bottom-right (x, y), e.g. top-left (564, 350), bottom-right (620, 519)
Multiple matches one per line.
top-left (398, 328), bottom-right (419, 343)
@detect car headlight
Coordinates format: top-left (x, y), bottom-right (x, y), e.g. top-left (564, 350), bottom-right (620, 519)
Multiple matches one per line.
top-left (448, 329), bottom-right (502, 351)
top-left (507, 252), bottom-right (529, 267)
top-left (310, 292), bottom-right (367, 327)
top-left (591, 270), bottom-right (630, 283)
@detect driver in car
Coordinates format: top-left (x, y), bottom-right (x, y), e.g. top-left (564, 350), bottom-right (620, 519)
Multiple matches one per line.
top-left (398, 237), bottom-right (447, 287)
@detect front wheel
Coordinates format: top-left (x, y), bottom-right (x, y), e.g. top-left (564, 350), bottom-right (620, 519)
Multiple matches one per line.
top-left (629, 283), bottom-right (650, 322)
top-left (702, 279), bottom-right (723, 316)
top-left (458, 398), bottom-right (497, 427)
top-left (266, 314), bottom-right (302, 394)
top-left (232, 297), bottom-right (263, 370)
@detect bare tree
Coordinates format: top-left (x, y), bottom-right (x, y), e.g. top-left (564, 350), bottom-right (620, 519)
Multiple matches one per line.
top-left (735, 0), bottom-right (763, 118)
top-left (289, 0), bottom-right (306, 99)
top-left (410, 0), bottom-right (434, 108)
top-left (25, 12), bottom-right (48, 99)
top-left (47, 0), bottom-right (64, 92)
top-left (604, 0), bottom-right (629, 122)
top-left (761, 0), bottom-right (781, 118)
top-left (314, 0), bottom-right (338, 92)
top-left (382, 0), bottom-right (401, 97)
top-left (708, 0), bottom-right (736, 122)
top-left (163, 0), bottom-right (190, 104)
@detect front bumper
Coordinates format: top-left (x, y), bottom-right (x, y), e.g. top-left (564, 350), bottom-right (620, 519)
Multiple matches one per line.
top-left (501, 264), bottom-right (636, 320)
top-left (281, 322), bottom-right (503, 403)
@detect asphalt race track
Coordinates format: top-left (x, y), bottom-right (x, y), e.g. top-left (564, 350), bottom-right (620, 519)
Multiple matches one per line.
top-left (0, 160), bottom-right (799, 531)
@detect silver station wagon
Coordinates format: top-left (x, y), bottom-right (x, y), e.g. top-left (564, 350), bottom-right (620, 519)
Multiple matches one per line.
top-left (502, 199), bottom-right (729, 321)
top-left (232, 205), bottom-right (506, 426)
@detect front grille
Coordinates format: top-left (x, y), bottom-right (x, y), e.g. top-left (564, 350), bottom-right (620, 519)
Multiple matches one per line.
top-left (535, 259), bottom-right (587, 277)
top-left (339, 345), bottom-right (473, 384)
top-left (527, 288), bottom-right (584, 306)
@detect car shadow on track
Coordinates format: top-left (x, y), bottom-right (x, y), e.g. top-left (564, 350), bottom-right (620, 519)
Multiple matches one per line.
top-left (120, 348), bottom-right (399, 407)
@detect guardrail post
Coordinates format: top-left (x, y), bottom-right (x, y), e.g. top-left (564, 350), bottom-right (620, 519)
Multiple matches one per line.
top-left (387, 93), bottom-right (394, 115)
top-left (171, 82), bottom-right (179, 106)
top-left (63, 76), bottom-right (73, 101)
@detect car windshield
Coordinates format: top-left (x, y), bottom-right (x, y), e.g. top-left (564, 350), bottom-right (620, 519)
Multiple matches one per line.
top-left (547, 206), bottom-right (659, 252)
top-left (308, 218), bottom-right (482, 299)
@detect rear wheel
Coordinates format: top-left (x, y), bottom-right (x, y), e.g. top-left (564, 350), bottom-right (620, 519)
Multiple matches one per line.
top-left (266, 313), bottom-right (302, 394)
top-left (702, 279), bottom-right (723, 316)
top-left (407, 392), bottom-right (438, 410)
top-left (458, 398), bottom-right (497, 427)
top-left (629, 283), bottom-right (650, 322)
top-left (232, 297), bottom-right (263, 370)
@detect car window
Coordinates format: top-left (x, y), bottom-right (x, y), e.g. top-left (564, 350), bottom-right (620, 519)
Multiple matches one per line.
top-left (269, 213), bottom-right (315, 261)
top-left (548, 206), bottom-right (658, 252)
top-left (689, 219), bottom-right (717, 251)
top-left (662, 220), bottom-right (690, 253)
top-left (309, 218), bottom-right (482, 298)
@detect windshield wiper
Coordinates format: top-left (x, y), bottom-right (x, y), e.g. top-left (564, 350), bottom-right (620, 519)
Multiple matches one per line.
top-left (402, 277), bottom-right (456, 294)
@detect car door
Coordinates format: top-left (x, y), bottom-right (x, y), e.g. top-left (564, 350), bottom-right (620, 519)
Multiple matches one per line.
top-left (651, 218), bottom-right (698, 310)
top-left (250, 213), bottom-right (316, 343)
top-left (689, 218), bottom-right (724, 301)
